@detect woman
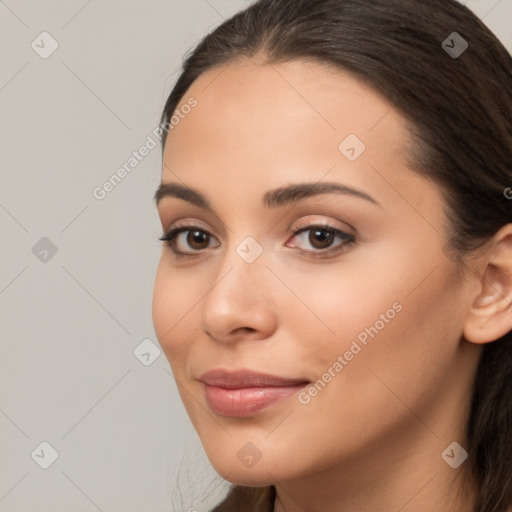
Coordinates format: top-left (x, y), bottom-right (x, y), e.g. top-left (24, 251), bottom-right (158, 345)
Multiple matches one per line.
top-left (152, 0), bottom-right (512, 510)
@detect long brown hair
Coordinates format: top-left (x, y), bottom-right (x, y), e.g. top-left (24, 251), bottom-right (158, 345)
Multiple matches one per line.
top-left (159, 1), bottom-right (512, 510)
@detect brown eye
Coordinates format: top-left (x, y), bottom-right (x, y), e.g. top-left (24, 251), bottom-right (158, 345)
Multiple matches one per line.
top-left (158, 226), bottom-right (220, 255)
top-left (187, 229), bottom-right (210, 250)
top-left (308, 227), bottom-right (335, 249)
top-left (287, 224), bottom-right (355, 258)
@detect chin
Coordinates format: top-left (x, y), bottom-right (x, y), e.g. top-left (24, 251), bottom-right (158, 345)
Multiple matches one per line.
top-left (205, 445), bottom-right (302, 487)
top-left (217, 467), bottom-right (276, 487)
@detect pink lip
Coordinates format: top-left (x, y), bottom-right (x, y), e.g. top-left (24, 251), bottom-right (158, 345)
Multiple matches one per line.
top-left (199, 369), bottom-right (309, 417)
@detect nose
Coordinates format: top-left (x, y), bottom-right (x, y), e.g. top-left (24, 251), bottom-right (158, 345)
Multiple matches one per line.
top-left (199, 244), bottom-right (278, 344)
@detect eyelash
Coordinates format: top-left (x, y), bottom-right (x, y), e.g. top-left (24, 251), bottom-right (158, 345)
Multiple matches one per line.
top-left (158, 222), bottom-right (355, 259)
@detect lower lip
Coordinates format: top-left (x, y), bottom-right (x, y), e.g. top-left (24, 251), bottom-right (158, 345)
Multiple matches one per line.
top-left (203, 383), bottom-right (308, 417)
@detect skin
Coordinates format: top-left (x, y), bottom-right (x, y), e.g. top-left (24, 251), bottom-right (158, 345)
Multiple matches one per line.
top-left (152, 57), bottom-right (512, 512)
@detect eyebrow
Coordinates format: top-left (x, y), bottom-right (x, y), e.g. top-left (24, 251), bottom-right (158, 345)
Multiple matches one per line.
top-left (153, 181), bottom-right (380, 210)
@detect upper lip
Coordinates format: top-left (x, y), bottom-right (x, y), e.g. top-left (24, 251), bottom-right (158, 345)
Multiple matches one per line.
top-left (199, 369), bottom-right (310, 389)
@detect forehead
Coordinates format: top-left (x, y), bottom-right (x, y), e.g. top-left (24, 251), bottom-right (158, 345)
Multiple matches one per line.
top-left (170, 59), bottom-right (401, 156)
top-left (161, 58), bottom-right (439, 219)
top-left (167, 58), bottom-right (409, 156)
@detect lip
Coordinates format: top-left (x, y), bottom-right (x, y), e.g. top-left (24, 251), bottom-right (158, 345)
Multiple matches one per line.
top-left (199, 369), bottom-right (310, 417)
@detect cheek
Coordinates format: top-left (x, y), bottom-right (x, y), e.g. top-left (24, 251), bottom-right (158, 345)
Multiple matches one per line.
top-left (280, 245), bottom-right (462, 410)
top-left (269, 255), bottom-right (401, 359)
top-left (250, 268), bottom-right (460, 474)
top-left (152, 262), bottom-right (196, 366)
top-left (152, 264), bottom-right (172, 345)
top-left (300, 264), bottom-right (461, 422)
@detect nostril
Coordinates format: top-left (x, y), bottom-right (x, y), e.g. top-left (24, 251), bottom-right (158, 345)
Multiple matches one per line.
top-left (236, 327), bottom-right (257, 335)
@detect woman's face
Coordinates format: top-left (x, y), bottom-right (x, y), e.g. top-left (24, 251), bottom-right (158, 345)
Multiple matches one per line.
top-left (152, 58), bottom-right (481, 486)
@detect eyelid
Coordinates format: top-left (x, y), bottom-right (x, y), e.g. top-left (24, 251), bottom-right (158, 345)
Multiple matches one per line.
top-left (159, 218), bottom-right (214, 241)
top-left (290, 216), bottom-right (354, 236)
top-left (158, 207), bottom-right (228, 240)
top-left (164, 218), bottom-right (210, 232)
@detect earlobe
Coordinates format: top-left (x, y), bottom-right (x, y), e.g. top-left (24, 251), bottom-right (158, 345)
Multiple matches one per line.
top-left (463, 224), bottom-right (512, 344)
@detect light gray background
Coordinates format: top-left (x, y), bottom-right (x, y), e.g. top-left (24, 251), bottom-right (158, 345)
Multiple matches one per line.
top-left (1, 1), bottom-right (510, 511)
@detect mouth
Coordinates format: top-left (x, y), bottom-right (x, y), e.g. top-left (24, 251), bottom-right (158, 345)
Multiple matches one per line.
top-left (199, 368), bottom-right (310, 417)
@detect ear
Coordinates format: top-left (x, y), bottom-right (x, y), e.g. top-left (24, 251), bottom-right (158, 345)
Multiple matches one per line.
top-left (463, 223), bottom-right (512, 344)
